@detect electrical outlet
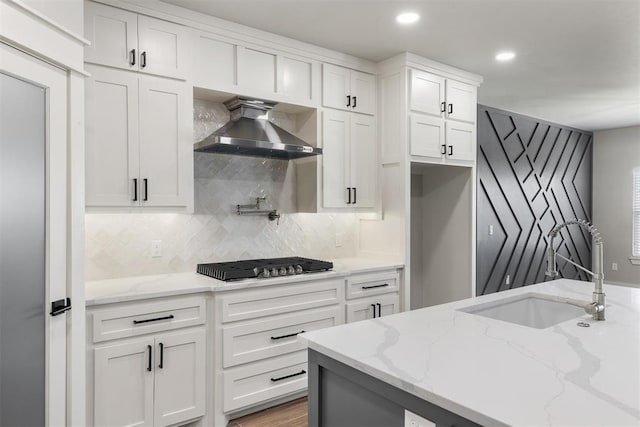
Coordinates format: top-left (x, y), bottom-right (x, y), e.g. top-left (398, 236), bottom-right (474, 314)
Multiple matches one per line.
top-left (611, 263), bottom-right (618, 271)
top-left (151, 240), bottom-right (162, 258)
top-left (335, 233), bottom-right (344, 247)
top-left (404, 410), bottom-right (435, 427)
top-left (505, 274), bottom-right (510, 285)
top-left (489, 225), bottom-right (494, 236)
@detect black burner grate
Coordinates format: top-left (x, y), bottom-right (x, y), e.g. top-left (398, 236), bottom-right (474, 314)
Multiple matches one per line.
top-left (197, 257), bottom-right (333, 281)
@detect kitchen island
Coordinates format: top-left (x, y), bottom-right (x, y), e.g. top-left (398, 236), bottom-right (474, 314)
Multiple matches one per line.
top-left (299, 279), bottom-right (640, 426)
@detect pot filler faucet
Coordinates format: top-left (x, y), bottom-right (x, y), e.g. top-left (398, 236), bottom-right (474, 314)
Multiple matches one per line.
top-left (545, 219), bottom-right (605, 321)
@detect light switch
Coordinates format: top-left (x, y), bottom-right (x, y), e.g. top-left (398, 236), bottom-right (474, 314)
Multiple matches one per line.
top-left (612, 263), bottom-right (618, 271)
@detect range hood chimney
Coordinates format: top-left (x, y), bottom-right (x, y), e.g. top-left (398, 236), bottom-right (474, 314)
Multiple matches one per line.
top-left (194, 97), bottom-right (321, 160)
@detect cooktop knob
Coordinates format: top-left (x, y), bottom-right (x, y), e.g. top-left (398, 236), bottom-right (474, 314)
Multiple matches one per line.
top-left (279, 267), bottom-right (287, 276)
top-left (295, 265), bottom-right (303, 274)
top-left (287, 266), bottom-right (296, 275)
top-left (262, 268), bottom-right (270, 278)
top-left (270, 268), bottom-right (279, 277)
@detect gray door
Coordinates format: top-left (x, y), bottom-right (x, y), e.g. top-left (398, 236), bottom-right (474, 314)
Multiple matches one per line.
top-left (0, 72), bottom-right (46, 427)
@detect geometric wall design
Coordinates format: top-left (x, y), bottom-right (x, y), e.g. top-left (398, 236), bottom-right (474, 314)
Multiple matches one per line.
top-left (477, 105), bottom-right (593, 295)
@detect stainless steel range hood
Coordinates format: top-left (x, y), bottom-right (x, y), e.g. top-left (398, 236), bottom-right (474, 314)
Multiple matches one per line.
top-left (194, 97), bottom-right (322, 160)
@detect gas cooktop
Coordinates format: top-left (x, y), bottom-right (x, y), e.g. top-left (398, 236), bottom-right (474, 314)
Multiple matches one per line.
top-left (196, 257), bottom-right (333, 281)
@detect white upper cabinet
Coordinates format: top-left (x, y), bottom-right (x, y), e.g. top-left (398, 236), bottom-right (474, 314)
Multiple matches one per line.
top-left (409, 114), bottom-right (445, 159)
top-left (84, 1), bottom-right (188, 80)
top-left (193, 34), bottom-right (237, 91)
top-left (322, 63), bottom-right (375, 115)
top-left (85, 65), bottom-right (193, 210)
top-left (237, 46), bottom-right (278, 96)
top-left (409, 69), bottom-right (445, 118)
top-left (322, 110), bottom-right (376, 208)
top-left (409, 69), bottom-right (476, 124)
top-left (279, 55), bottom-right (317, 105)
top-left (445, 121), bottom-right (476, 162)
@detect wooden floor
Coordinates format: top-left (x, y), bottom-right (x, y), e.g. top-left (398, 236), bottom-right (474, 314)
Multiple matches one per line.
top-left (227, 398), bottom-right (308, 427)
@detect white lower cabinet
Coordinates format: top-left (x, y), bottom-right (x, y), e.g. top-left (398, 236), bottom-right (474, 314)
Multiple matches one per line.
top-left (346, 293), bottom-right (400, 323)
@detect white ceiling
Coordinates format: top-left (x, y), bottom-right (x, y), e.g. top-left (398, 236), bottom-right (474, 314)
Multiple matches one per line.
top-left (163, 0), bottom-right (640, 131)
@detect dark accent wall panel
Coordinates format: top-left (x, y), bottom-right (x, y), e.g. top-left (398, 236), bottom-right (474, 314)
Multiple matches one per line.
top-left (477, 105), bottom-right (593, 296)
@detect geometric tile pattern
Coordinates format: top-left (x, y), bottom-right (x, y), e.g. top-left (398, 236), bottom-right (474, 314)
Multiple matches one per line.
top-left (477, 106), bottom-right (593, 295)
top-left (85, 99), bottom-right (358, 281)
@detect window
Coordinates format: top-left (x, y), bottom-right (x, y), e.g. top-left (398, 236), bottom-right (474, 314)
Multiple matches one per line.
top-left (634, 168), bottom-right (640, 257)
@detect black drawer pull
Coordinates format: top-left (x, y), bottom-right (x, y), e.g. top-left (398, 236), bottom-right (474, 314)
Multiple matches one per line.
top-left (361, 283), bottom-right (389, 290)
top-left (270, 370), bottom-right (306, 382)
top-left (133, 314), bottom-right (174, 325)
top-left (271, 330), bottom-right (305, 341)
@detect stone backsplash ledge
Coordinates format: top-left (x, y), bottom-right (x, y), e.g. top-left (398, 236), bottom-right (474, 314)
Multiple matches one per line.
top-left (85, 99), bottom-right (359, 280)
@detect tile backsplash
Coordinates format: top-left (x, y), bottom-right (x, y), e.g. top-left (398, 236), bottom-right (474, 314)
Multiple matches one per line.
top-left (85, 99), bottom-right (358, 280)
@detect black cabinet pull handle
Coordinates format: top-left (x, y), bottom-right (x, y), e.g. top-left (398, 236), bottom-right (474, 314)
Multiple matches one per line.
top-left (353, 96), bottom-right (357, 108)
top-left (133, 314), bottom-right (174, 325)
top-left (147, 345), bottom-right (152, 372)
top-left (371, 304), bottom-right (377, 318)
top-left (130, 49), bottom-right (136, 66)
top-left (448, 103), bottom-right (453, 114)
top-left (376, 303), bottom-right (382, 318)
top-left (271, 330), bottom-right (305, 340)
top-left (441, 144), bottom-right (447, 155)
top-left (352, 187), bottom-right (357, 204)
top-left (362, 283), bottom-right (389, 290)
top-left (448, 145), bottom-right (453, 156)
top-left (141, 51), bottom-right (147, 68)
top-left (346, 95), bottom-right (351, 107)
top-left (133, 178), bottom-right (138, 201)
top-left (143, 178), bottom-right (148, 201)
top-left (346, 187), bottom-right (351, 204)
top-left (50, 298), bottom-right (71, 316)
top-left (440, 101), bottom-right (446, 113)
top-left (270, 370), bottom-right (306, 382)
top-left (158, 343), bottom-right (164, 369)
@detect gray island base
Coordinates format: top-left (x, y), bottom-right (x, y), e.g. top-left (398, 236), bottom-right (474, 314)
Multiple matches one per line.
top-left (308, 349), bottom-right (480, 427)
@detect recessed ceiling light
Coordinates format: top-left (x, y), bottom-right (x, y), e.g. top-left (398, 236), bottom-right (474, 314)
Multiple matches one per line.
top-left (396, 12), bottom-right (420, 24)
top-left (495, 51), bottom-right (516, 62)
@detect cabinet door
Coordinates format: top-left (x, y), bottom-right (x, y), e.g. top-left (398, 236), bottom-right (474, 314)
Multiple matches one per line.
top-left (85, 66), bottom-right (140, 206)
top-left (84, 1), bottom-right (138, 71)
top-left (350, 114), bottom-right (376, 208)
top-left (350, 70), bottom-right (375, 115)
top-left (154, 329), bottom-right (206, 427)
top-left (322, 63), bottom-right (350, 111)
top-left (346, 294), bottom-right (400, 323)
top-left (409, 114), bottom-right (445, 160)
top-left (445, 80), bottom-right (476, 123)
top-left (138, 75), bottom-right (192, 207)
top-left (94, 338), bottom-right (154, 427)
top-left (237, 46), bottom-right (277, 96)
top-left (409, 69), bottom-right (445, 118)
top-left (278, 55), bottom-right (316, 105)
top-left (322, 110), bottom-right (350, 208)
top-left (194, 33), bottom-right (237, 91)
top-left (445, 121), bottom-right (476, 162)
top-left (137, 15), bottom-right (188, 80)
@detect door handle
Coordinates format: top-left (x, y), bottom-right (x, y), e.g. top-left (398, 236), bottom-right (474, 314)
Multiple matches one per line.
top-left (143, 178), bottom-right (148, 201)
top-left (133, 178), bottom-right (138, 202)
top-left (346, 187), bottom-right (351, 204)
top-left (440, 101), bottom-right (446, 113)
top-left (130, 49), bottom-right (136, 66)
top-left (448, 145), bottom-right (453, 156)
top-left (376, 303), bottom-right (382, 318)
top-left (352, 96), bottom-right (357, 108)
top-left (371, 303), bottom-right (377, 318)
top-left (352, 187), bottom-right (357, 204)
top-left (441, 144), bottom-right (446, 155)
top-left (347, 95), bottom-right (351, 107)
top-left (141, 51), bottom-right (147, 68)
top-left (50, 298), bottom-right (71, 316)
top-left (158, 343), bottom-right (164, 369)
top-left (147, 345), bottom-right (152, 372)
top-left (448, 103), bottom-right (453, 115)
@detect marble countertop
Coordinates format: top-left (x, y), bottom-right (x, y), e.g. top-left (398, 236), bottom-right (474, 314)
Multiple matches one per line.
top-left (299, 280), bottom-right (640, 426)
top-left (85, 256), bottom-right (404, 306)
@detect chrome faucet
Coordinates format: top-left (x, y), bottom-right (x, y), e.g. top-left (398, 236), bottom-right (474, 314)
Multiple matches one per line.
top-left (545, 219), bottom-right (605, 321)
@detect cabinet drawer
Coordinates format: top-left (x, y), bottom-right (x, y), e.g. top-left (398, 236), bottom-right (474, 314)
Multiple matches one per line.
top-left (222, 306), bottom-right (343, 368)
top-left (92, 296), bottom-right (206, 343)
top-left (223, 351), bottom-right (307, 413)
top-left (346, 293), bottom-right (400, 323)
top-left (346, 272), bottom-right (399, 299)
top-left (220, 279), bottom-right (343, 323)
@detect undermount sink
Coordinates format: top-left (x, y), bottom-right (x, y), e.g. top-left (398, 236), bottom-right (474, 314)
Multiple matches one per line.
top-left (459, 293), bottom-right (587, 329)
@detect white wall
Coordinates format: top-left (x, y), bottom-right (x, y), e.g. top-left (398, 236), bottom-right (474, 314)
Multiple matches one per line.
top-left (593, 126), bottom-right (640, 286)
top-left (22, 0), bottom-right (83, 35)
